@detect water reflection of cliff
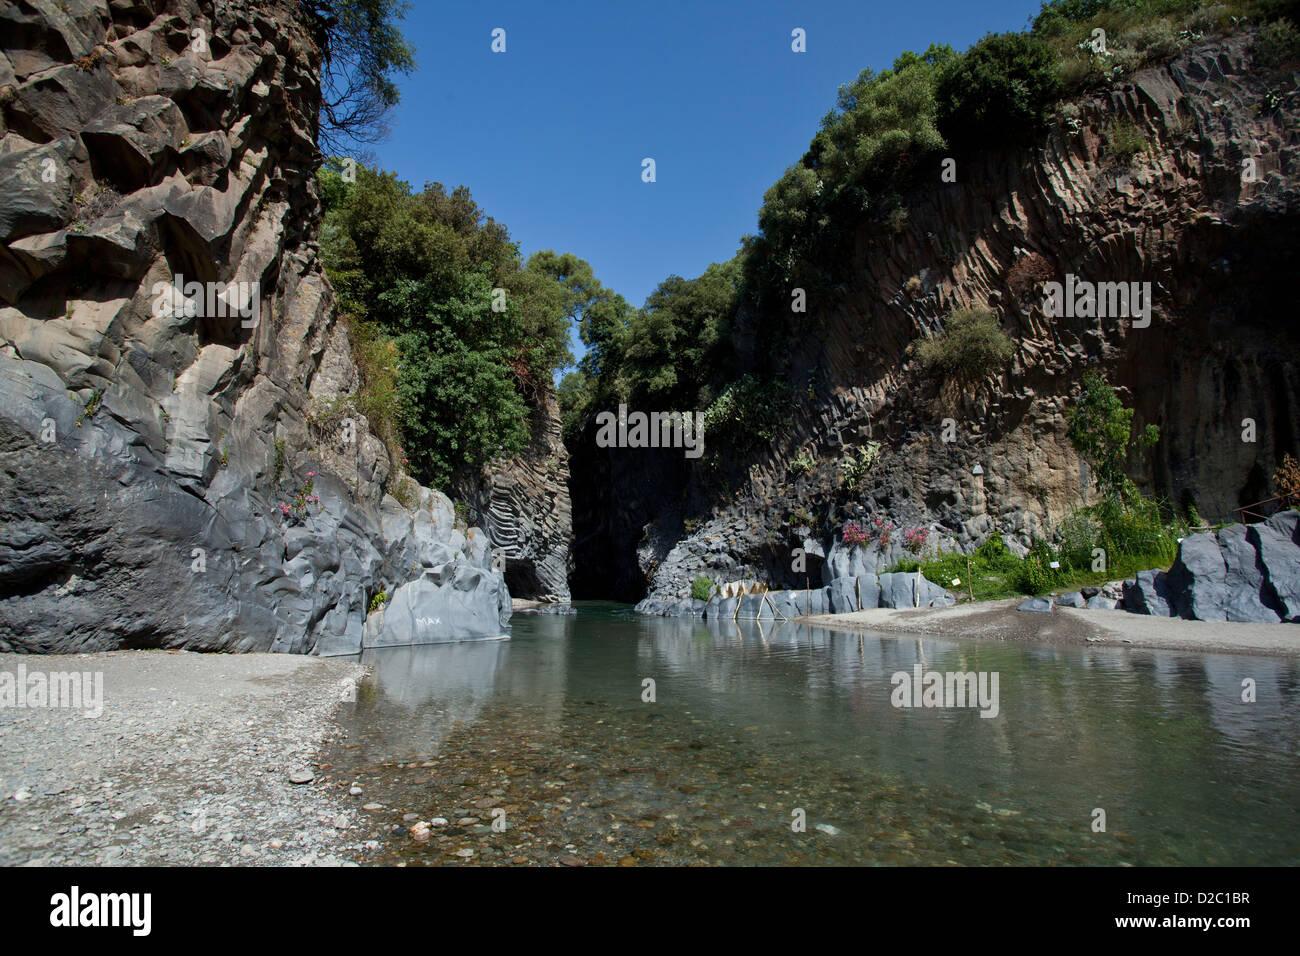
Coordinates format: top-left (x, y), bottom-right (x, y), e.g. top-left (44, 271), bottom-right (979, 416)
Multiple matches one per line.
top-left (343, 622), bottom-right (572, 763)
top-left (629, 615), bottom-right (1300, 829)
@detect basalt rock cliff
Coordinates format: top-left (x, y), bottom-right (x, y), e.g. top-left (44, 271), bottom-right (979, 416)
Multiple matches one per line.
top-left (575, 30), bottom-right (1299, 605)
top-left (0, 0), bottom-right (510, 653)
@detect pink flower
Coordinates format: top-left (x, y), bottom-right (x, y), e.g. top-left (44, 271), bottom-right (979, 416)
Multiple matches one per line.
top-left (306, 471), bottom-right (316, 477)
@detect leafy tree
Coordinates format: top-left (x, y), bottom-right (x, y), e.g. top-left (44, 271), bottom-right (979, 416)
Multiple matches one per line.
top-left (936, 32), bottom-right (1061, 147)
top-left (304, 1), bottom-right (417, 153)
top-left (1066, 371), bottom-right (1159, 503)
top-left (623, 260), bottom-right (739, 408)
top-left (318, 159), bottom-right (620, 490)
top-left (382, 272), bottom-right (529, 488)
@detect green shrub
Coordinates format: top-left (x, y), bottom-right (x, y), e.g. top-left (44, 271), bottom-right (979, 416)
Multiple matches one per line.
top-left (1105, 117), bottom-right (1151, 163)
top-left (937, 32), bottom-right (1062, 146)
top-left (914, 307), bottom-right (1016, 379)
top-left (701, 375), bottom-right (791, 454)
top-left (368, 590), bottom-right (387, 614)
top-left (840, 441), bottom-right (881, 492)
top-left (691, 576), bottom-right (714, 601)
top-left (1011, 538), bottom-right (1064, 594)
top-left (1066, 371), bottom-right (1160, 503)
top-left (1255, 17), bottom-right (1300, 66)
top-left (790, 449), bottom-right (818, 476)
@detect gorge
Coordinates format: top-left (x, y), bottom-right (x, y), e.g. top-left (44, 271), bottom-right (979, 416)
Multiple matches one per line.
top-left (0, 0), bottom-right (1297, 651)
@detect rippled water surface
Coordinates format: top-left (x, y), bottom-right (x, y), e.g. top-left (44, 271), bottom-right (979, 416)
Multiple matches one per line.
top-left (333, 602), bottom-right (1300, 865)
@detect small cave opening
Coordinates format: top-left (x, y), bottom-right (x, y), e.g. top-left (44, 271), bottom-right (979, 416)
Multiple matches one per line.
top-left (504, 558), bottom-right (544, 601)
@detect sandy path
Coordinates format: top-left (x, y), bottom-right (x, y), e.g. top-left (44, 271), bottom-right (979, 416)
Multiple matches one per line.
top-left (801, 599), bottom-right (1300, 656)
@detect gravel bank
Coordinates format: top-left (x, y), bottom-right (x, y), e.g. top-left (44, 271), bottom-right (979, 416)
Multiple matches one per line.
top-left (0, 650), bottom-right (366, 866)
top-left (802, 599), bottom-right (1300, 656)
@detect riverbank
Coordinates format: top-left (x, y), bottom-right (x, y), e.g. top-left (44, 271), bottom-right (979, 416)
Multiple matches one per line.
top-left (802, 599), bottom-right (1300, 656)
top-left (0, 651), bottom-right (366, 866)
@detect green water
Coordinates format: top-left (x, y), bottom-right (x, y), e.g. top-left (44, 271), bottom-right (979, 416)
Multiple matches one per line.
top-left (334, 602), bottom-right (1300, 866)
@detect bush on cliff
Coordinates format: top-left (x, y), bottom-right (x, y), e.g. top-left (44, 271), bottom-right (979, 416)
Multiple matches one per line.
top-left (1066, 371), bottom-right (1160, 504)
top-left (913, 307), bottom-right (1016, 379)
top-left (320, 160), bottom-right (619, 490)
top-left (936, 32), bottom-right (1062, 146)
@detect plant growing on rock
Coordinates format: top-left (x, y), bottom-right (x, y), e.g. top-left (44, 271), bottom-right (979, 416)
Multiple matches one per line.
top-left (914, 307), bottom-right (1015, 380)
top-left (1104, 117), bottom-right (1150, 164)
top-left (840, 441), bottom-right (880, 492)
top-left (272, 439), bottom-right (287, 483)
top-left (842, 521), bottom-right (870, 547)
top-left (282, 472), bottom-right (320, 523)
top-left (902, 527), bottom-right (931, 554)
top-left (1275, 453), bottom-right (1300, 508)
top-left (75, 389), bottom-right (103, 426)
top-left (368, 590), bottom-right (387, 614)
top-left (868, 514), bottom-right (897, 549)
top-left (1255, 17), bottom-right (1300, 67)
top-left (790, 449), bottom-right (818, 476)
top-left (690, 576), bottom-right (714, 601)
top-left (1065, 371), bottom-right (1159, 505)
top-left (1006, 253), bottom-right (1056, 299)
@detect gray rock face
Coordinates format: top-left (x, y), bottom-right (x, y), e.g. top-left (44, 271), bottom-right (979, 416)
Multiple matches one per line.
top-left (1217, 524), bottom-right (1281, 623)
top-left (1252, 511), bottom-right (1300, 621)
top-left (471, 389), bottom-right (572, 603)
top-left (821, 540), bottom-right (911, 584)
top-left (827, 576), bottom-right (861, 614)
top-left (362, 562), bottom-right (509, 648)
top-left (737, 592), bottom-right (773, 620)
top-left (0, 0), bottom-right (510, 654)
top-left (1166, 532), bottom-right (1229, 621)
top-left (1124, 514), bottom-right (1299, 624)
top-left (877, 572), bottom-right (955, 609)
top-left (1123, 570), bottom-right (1174, 616)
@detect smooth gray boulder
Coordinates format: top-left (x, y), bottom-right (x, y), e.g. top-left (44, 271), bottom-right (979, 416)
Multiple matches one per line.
top-left (363, 562), bottom-right (509, 648)
top-left (828, 576), bottom-right (860, 613)
top-left (1018, 596), bottom-right (1053, 613)
top-left (1122, 570), bottom-right (1173, 616)
top-left (1055, 591), bottom-right (1087, 608)
top-left (737, 592), bottom-right (775, 620)
top-left (765, 590), bottom-right (803, 620)
top-left (1251, 511), bottom-right (1300, 621)
top-left (1085, 595), bottom-right (1118, 610)
top-left (878, 572), bottom-right (953, 609)
top-left (1166, 532), bottom-right (1228, 621)
top-left (1217, 524), bottom-right (1281, 622)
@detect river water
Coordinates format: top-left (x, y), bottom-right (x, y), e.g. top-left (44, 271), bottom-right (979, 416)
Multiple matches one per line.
top-left (333, 602), bottom-right (1300, 866)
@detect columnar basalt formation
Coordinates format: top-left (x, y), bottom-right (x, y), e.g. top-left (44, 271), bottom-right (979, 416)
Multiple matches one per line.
top-left (0, 0), bottom-right (510, 653)
top-left (471, 389), bottom-right (573, 604)
top-left (618, 32), bottom-right (1298, 606)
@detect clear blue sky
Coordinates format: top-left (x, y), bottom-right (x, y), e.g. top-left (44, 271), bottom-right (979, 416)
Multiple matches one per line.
top-left (370, 0), bottom-right (1046, 368)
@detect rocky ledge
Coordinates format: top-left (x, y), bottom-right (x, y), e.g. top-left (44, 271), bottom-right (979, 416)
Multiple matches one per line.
top-left (0, 0), bottom-right (509, 653)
